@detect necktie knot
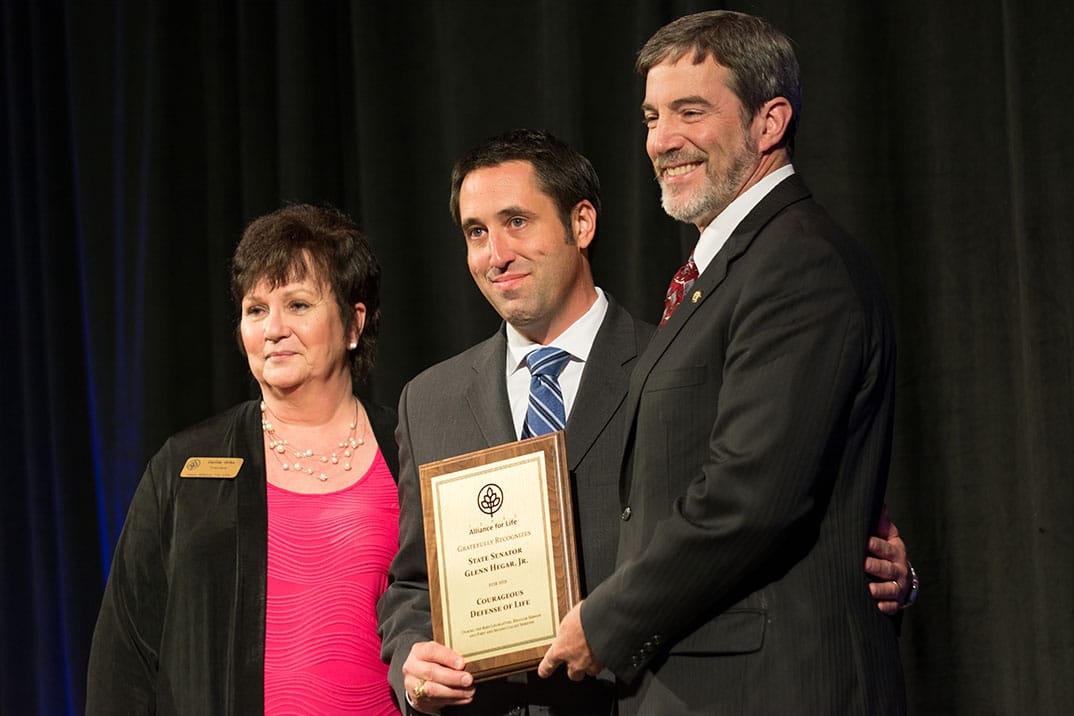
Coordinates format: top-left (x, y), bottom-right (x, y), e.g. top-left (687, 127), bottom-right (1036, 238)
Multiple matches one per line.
top-left (659, 255), bottom-right (699, 327)
top-left (521, 347), bottom-right (571, 438)
top-left (527, 346), bottom-right (571, 379)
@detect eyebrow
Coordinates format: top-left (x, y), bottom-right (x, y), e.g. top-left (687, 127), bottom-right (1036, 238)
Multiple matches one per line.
top-left (243, 284), bottom-right (321, 303)
top-left (461, 205), bottom-right (536, 229)
top-left (641, 95), bottom-right (715, 113)
top-left (495, 205), bottom-right (535, 220)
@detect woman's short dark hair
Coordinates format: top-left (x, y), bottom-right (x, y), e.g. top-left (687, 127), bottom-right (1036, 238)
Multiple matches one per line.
top-left (230, 203), bottom-right (381, 384)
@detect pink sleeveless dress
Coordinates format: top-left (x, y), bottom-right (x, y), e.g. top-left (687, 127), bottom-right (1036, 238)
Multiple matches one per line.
top-left (265, 449), bottom-right (400, 714)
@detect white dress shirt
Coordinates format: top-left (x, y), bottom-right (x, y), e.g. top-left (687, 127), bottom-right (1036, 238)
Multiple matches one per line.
top-left (692, 164), bottom-right (796, 274)
top-left (505, 287), bottom-right (609, 438)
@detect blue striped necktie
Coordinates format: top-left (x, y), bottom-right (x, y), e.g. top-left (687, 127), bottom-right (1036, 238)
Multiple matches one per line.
top-left (520, 347), bottom-right (572, 438)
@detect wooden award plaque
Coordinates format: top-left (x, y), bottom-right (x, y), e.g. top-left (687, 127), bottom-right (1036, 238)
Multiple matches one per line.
top-left (418, 431), bottom-right (581, 681)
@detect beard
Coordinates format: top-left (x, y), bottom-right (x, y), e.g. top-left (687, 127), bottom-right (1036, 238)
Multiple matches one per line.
top-left (658, 135), bottom-right (758, 226)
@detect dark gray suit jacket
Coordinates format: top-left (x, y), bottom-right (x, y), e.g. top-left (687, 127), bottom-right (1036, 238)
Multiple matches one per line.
top-left (378, 296), bottom-right (652, 715)
top-left (581, 175), bottom-right (906, 715)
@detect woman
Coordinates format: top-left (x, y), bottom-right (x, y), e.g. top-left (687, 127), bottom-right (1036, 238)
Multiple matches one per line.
top-left (87, 204), bottom-right (401, 714)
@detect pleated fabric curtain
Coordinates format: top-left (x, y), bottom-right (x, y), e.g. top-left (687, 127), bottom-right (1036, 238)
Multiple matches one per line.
top-left (2, 1), bottom-right (1072, 713)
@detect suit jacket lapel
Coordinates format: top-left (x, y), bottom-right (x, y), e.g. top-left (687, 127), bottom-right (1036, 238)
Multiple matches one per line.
top-left (459, 301), bottom-right (642, 471)
top-left (464, 327), bottom-right (518, 448)
top-left (233, 400), bottom-right (267, 712)
top-left (565, 298), bottom-right (640, 471)
top-left (618, 174), bottom-right (813, 485)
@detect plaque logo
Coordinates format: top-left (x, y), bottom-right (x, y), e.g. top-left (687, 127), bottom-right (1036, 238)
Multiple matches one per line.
top-left (478, 483), bottom-right (504, 517)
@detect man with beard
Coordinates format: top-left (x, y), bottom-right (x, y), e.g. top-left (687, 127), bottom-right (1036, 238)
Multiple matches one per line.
top-left (539, 11), bottom-right (908, 714)
top-left (381, 127), bottom-right (912, 714)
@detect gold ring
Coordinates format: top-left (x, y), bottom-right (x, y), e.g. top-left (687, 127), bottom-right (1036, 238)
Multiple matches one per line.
top-left (413, 678), bottom-right (427, 701)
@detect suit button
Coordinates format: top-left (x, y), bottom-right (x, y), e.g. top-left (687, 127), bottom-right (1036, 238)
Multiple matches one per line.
top-left (620, 506), bottom-right (632, 521)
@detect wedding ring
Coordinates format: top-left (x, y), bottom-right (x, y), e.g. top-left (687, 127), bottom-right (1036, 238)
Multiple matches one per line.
top-left (413, 678), bottom-right (427, 701)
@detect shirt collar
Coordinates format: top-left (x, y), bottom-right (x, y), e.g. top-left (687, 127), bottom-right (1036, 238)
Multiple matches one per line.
top-left (692, 164), bottom-right (796, 274)
top-left (505, 287), bottom-right (609, 375)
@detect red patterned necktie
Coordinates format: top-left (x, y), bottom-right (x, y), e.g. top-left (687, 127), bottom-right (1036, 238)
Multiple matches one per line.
top-left (659, 255), bottom-right (699, 327)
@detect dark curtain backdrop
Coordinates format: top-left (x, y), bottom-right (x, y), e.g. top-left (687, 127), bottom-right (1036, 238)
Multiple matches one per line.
top-left (3, 1), bottom-right (1071, 713)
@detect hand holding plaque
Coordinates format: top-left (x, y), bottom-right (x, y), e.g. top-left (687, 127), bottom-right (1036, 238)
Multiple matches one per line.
top-left (419, 431), bottom-right (580, 681)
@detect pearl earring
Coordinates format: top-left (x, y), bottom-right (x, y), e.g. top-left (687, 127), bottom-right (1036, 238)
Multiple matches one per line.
top-left (348, 341), bottom-right (358, 350)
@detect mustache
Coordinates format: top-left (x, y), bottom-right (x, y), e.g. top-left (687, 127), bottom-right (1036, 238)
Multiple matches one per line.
top-left (653, 150), bottom-right (706, 173)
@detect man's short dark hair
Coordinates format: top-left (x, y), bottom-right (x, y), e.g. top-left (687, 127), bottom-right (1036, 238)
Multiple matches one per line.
top-left (449, 129), bottom-right (602, 242)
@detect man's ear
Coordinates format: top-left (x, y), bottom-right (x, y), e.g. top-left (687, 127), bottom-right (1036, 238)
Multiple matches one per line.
top-left (571, 199), bottom-right (597, 249)
top-left (756, 96), bottom-right (793, 153)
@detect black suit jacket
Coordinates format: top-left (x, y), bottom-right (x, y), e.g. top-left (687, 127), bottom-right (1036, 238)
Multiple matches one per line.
top-left (378, 296), bottom-right (653, 715)
top-left (86, 398), bottom-right (399, 715)
top-left (581, 175), bottom-right (906, 715)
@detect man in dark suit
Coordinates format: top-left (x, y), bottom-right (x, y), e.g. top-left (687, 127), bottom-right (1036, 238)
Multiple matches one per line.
top-left (539, 11), bottom-right (907, 714)
top-left (382, 128), bottom-right (911, 714)
top-left (378, 129), bottom-right (653, 715)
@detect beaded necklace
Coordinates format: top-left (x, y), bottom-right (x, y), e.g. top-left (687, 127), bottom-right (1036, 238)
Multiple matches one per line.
top-left (260, 398), bottom-right (365, 482)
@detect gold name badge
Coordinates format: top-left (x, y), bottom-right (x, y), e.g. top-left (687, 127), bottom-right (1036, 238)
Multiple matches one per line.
top-left (180, 457), bottom-right (244, 479)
